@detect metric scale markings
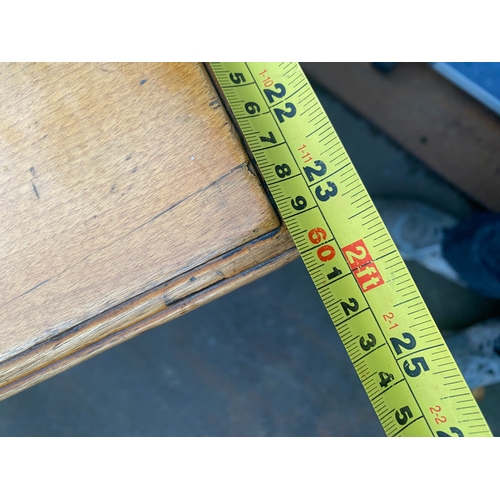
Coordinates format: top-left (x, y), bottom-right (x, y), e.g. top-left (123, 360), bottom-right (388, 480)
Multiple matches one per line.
top-left (208, 62), bottom-right (492, 437)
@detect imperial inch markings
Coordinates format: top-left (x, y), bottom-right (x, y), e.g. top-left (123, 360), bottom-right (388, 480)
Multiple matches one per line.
top-left (208, 62), bottom-right (492, 437)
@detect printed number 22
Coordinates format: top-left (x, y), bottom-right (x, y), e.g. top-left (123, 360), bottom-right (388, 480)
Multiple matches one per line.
top-left (274, 103), bottom-right (297, 123)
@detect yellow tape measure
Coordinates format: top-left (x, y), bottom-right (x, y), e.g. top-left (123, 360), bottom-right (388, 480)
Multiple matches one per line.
top-left (208, 62), bottom-right (492, 437)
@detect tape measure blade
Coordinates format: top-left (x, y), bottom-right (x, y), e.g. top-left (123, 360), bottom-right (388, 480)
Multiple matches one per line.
top-left (208, 62), bottom-right (492, 437)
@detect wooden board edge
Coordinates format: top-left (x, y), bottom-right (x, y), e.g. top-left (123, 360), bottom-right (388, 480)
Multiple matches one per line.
top-left (0, 226), bottom-right (298, 400)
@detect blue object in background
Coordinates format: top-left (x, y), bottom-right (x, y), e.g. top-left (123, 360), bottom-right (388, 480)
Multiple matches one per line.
top-left (431, 62), bottom-right (500, 117)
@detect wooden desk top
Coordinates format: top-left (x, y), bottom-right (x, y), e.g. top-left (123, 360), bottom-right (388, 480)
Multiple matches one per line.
top-left (0, 63), bottom-right (297, 399)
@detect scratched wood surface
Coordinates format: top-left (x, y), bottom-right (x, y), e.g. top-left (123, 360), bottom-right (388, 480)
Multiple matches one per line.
top-left (0, 63), bottom-right (297, 399)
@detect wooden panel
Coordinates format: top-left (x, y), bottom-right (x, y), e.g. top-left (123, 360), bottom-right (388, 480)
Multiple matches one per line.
top-left (301, 62), bottom-right (500, 212)
top-left (0, 63), bottom-right (297, 397)
top-left (0, 227), bottom-right (297, 400)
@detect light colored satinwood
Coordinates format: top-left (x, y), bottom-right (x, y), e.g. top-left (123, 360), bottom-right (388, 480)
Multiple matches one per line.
top-left (0, 227), bottom-right (297, 401)
top-left (0, 62), bottom-right (297, 399)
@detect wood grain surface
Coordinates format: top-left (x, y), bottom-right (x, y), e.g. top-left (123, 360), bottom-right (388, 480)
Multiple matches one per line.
top-left (302, 62), bottom-right (500, 212)
top-left (0, 63), bottom-right (297, 399)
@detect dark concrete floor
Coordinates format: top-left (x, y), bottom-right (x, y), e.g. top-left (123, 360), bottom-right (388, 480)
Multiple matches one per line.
top-left (1, 78), bottom-right (499, 436)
